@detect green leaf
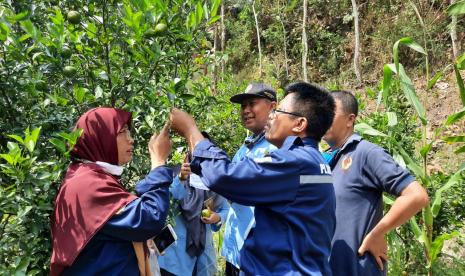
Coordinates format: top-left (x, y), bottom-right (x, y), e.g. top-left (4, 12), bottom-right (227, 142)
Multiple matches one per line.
top-left (427, 71), bottom-right (443, 90)
top-left (382, 65), bottom-right (393, 105)
top-left (210, 0), bottom-right (221, 17)
top-left (0, 22), bottom-right (10, 41)
top-left (73, 87), bottom-right (87, 103)
top-left (393, 37), bottom-right (426, 73)
top-left (12, 11), bottom-right (29, 21)
top-left (445, 107), bottom-right (465, 125)
top-left (30, 127), bottom-right (41, 145)
top-left (7, 135), bottom-right (24, 144)
top-left (24, 127), bottom-right (39, 153)
top-left (443, 136), bottom-right (465, 143)
top-left (457, 53), bottom-right (465, 70)
top-left (420, 143), bottom-right (433, 158)
top-left (355, 123), bottom-right (387, 137)
top-left (49, 138), bottom-right (66, 153)
top-left (447, 0), bottom-right (465, 15)
top-left (423, 205), bottom-right (433, 229)
top-left (429, 231), bottom-right (460, 264)
top-left (455, 145), bottom-right (465, 154)
top-left (454, 64), bottom-right (465, 106)
top-left (14, 256), bottom-right (30, 275)
top-left (383, 194), bottom-right (394, 205)
top-left (180, 94), bottom-right (195, 100)
top-left (398, 64), bottom-right (427, 125)
top-left (395, 142), bottom-right (426, 182)
top-left (386, 112), bottom-right (397, 126)
top-left (431, 169), bottom-right (464, 217)
top-left (409, 217), bottom-right (423, 241)
top-left (0, 153), bottom-right (15, 165)
top-left (196, 1), bottom-right (204, 26)
top-left (208, 15), bottom-right (221, 25)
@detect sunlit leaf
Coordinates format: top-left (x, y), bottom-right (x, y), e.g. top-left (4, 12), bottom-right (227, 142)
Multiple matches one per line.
top-left (443, 136), bottom-right (465, 143)
top-left (393, 37), bottom-right (426, 73)
top-left (386, 112), bottom-right (397, 126)
top-left (454, 64), bottom-right (465, 106)
top-left (427, 71), bottom-right (443, 90)
top-left (49, 138), bottom-right (66, 153)
top-left (455, 145), bottom-right (465, 154)
top-left (447, 0), bottom-right (465, 15)
top-left (382, 65), bottom-right (392, 105)
top-left (354, 123), bottom-right (387, 137)
top-left (431, 169), bottom-right (464, 217)
top-left (398, 64), bottom-right (427, 125)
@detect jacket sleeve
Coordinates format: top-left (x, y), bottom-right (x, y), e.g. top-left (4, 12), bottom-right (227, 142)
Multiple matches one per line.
top-left (100, 166), bottom-right (172, 241)
top-left (190, 140), bottom-right (301, 206)
top-left (169, 176), bottom-right (188, 200)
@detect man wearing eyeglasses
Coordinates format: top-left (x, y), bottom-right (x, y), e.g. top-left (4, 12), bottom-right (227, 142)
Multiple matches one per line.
top-left (169, 82), bottom-right (337, 275)
top-left (221, 83), bottom-right (277, 276)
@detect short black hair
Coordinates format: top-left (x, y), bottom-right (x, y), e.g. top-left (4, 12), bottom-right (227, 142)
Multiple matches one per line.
top-left (331, 90), bottom-right (358, 116)
top-left (284, 82), bottom-right (335, 141)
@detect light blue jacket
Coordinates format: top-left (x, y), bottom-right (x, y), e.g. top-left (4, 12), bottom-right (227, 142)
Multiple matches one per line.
top-left (158, 176), bottom-right (229, 276)
top-left (220, 135), bottom-right (276, 269)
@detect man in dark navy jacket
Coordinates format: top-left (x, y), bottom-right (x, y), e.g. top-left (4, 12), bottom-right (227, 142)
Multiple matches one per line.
top-left (170, 82), bottom-right (336, 276)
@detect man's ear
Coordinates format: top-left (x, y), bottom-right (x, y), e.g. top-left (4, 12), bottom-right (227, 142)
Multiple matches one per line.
top-left (292, 117), bottom-right (308, 134)
top-left (347, 113), bottom-right (356, 127)
top-left (270, 101), bottom-right (277, 109)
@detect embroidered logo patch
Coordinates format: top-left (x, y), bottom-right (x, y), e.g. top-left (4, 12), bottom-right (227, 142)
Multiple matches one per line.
top-left (341, 156), bottom-right (352, 171)
top-left (264, 91), bottom-right (273, 98)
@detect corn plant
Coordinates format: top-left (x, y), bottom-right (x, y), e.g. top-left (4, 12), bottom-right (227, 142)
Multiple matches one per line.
top-left (356, 36), bottom-right (465, 275)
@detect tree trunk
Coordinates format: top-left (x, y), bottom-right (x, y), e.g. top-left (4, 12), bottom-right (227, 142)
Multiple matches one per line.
top-left (450, 0), bottom-right (459, 59)
top-left (351, 0), bottom-right (362, 84)
top-left (252, 0), bottom-right (263, 78)
top-left (302, 0), bottom-right (308, 82)
top-left (221, 1), bottom-right (226, 79)
top-left (278, 0), bottom-right (289, 79)
top-left (213, 24), bottom-right (219, 94)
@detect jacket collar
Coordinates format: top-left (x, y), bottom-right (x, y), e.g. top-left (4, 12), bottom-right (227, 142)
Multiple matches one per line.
top-left (281, 136), bottom-right (318, 150)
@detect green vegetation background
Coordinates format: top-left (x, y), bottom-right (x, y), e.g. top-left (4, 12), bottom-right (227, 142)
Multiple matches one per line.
top-left (0, 0), bottom-right (464, 275)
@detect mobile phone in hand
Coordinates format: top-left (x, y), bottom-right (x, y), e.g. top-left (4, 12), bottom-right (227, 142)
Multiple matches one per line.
top-left (153, 224), bottom-right (177, 254)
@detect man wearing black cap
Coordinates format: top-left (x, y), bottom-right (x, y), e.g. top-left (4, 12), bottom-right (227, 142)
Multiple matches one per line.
top-left (222, 83), bottom-right (277, 276)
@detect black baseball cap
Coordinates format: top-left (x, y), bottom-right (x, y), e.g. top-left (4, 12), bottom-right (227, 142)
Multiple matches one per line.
top-left (230, 83), bottom-right (277, 103)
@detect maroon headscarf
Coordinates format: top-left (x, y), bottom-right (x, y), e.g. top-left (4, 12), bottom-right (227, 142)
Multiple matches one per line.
top-left (50, 108), bottom-right (137, 276)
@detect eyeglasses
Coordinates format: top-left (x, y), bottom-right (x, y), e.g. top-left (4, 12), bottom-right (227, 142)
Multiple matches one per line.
top-left (271, 108), bottom-right (303, 118)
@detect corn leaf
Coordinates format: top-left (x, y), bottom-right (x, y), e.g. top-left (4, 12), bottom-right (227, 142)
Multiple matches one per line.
top-left (355, 123), bottom-right (387, 137)
top-left (431, 169), bottom-right (464, 217)
top-left (447, 0), bottom-right (465, 15)
top-left (454, 64), bottom-right (465, 106)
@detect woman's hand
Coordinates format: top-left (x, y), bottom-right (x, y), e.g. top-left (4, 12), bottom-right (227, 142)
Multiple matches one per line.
top-left (179, 162), bottom-right (191, 181)
top-left (201, 210), bottom-right (221, 224)
top-left (149, 122), bottom-right (172, 169)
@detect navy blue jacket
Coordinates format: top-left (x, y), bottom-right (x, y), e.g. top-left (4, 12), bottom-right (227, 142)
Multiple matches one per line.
top-left (191, 136), bottom-right (336, 275)
top-left (63, 166), bottom-right (172, 275)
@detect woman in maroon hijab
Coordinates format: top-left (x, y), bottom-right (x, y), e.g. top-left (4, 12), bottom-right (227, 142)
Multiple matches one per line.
top-left (50, 107), bottom-right (172, 276)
